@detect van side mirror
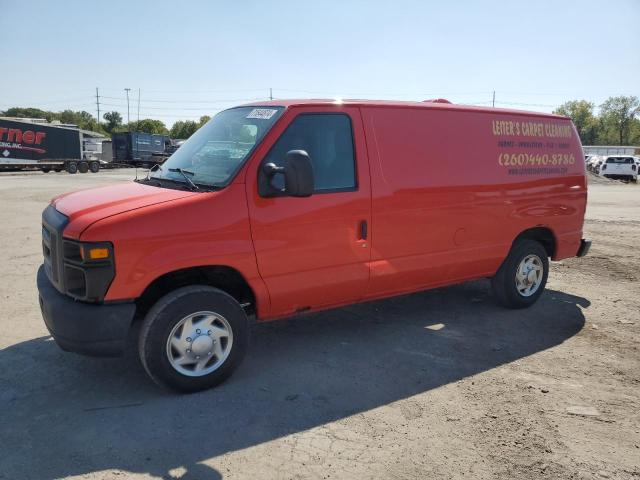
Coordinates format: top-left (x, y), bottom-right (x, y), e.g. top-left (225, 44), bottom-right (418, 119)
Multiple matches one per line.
top-left (260, 150), bottom-right (314, 197)
top-left (283, 150), bottom-right (314, 197)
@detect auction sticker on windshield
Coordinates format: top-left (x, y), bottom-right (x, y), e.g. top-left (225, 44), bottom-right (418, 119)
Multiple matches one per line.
top-left (246, 108), bottom-right (278, 119)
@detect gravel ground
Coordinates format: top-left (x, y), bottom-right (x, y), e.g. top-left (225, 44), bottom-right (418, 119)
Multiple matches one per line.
top-left (0, 170), bottom-right (638, 480)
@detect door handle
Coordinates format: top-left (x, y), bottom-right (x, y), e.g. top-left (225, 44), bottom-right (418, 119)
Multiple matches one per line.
top-left (359, 220), bottom-right (368, 240)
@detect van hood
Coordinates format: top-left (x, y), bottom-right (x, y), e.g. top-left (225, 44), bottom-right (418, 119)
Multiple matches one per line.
top-left (53, 181), bottom-right (197, 239)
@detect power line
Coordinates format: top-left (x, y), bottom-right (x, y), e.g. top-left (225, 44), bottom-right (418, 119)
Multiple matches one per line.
top-left (2, 87), bottom-right (570, 126)
top-left (0, 97), bottom-right (95, 106)
top-left (461, 100), bottom-right (493, 105)
top-left (98, 95), bottom-right (266, 104)
top-left (497, 91), bottom-right (592, 97)
top-left (127, 112), bottom-right (222, 119)
top-left (98, 102), bottom-right (260, 111)
top-left (93, 107), bottom-right (223, 118)
top-left (95, 87), bottom-right (269, 94)
top-left (494, 100), bottom-right (560, 108)
top-left (272, 88), bottom-right (496, 97)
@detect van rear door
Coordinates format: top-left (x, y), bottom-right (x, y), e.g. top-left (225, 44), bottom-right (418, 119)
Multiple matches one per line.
top-left (246, 106), bottom-right (371, 318)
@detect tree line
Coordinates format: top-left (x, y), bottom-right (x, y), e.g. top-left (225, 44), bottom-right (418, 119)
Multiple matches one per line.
top-left (553, 96), bottom-right (639, 145)
top-left (2, 95), bottom-right (639, 145)
top-left (0, 106), bottom-right (210, 140)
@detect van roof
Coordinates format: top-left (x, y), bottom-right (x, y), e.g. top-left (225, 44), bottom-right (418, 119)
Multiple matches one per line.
top-left (244, 98), bottom-right (568, 120)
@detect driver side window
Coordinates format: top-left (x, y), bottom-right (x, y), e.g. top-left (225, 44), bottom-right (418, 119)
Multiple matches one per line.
top-left (262, 113), bottom-right (356, 192)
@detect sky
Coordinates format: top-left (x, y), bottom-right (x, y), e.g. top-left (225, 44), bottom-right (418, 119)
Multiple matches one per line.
top-left (1, 0), bottom-right (638, 128)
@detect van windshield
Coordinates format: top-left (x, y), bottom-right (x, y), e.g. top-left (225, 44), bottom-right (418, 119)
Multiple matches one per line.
top-left (151, 106), bottom-right (283, 187)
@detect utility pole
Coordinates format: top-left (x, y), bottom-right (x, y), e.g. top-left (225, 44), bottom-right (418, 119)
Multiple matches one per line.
top-left (96, 87), bottom-right (100, 124)
top-left (137, 88), bottom-right (141, 130)
top-left (269, 87), bottom-right (273, 101)
top-left (492, 90), bottom-right (496, 108)
top-left (124, 88), bottom-right (131, 127)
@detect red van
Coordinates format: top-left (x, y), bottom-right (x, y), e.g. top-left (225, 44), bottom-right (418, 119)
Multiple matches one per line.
top-left (37, 99), bottom-right (591, 392)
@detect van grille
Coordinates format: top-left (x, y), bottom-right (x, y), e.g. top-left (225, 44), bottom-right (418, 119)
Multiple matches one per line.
top-left (42, 205), bottom-right (69, 293)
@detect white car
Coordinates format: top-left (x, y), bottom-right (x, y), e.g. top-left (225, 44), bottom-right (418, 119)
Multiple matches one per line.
top-left (587, 155), bottom-right (602, 173)
top-left (597, 155), bottom-right (638, 182)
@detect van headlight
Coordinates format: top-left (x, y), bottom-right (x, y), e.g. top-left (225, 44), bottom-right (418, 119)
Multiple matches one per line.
top-left (62, 241), bottom-right (115, 301)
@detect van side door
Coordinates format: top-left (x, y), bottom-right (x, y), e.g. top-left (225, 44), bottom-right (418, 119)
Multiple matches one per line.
top-left (245, 106), bottom-right (371, 319)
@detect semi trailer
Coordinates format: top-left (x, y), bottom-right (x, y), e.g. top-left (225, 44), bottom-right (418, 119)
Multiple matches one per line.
top-left (0, 118), bottom-right (103, 173)
top-left (112, 132), bottom-right (172, 167)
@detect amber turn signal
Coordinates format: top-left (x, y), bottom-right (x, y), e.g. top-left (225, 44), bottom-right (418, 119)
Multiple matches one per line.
top-left (81, 247), bottom-right (110, 260)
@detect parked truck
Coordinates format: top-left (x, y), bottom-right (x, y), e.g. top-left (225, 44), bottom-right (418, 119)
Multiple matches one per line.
top-left (0, 118), bottom-right (102, 173)
top-left (112, 132), bottom-right (172, 167)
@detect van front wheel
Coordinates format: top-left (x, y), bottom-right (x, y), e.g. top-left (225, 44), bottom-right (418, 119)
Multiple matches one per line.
top-left (138, 285), bottom-right (249, 393)
top-left (491, 239), bottom-right (549, 309)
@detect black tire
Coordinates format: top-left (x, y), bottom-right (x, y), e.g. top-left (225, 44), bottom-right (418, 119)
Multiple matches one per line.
top-left (78, 161), bottom-right (89, 173)
top-left (66, 161), bottom-right (78, 174)
top-left (54, 168), bottom-right (62, 173)
top-left (41, 168), bottom-right (51, 173)
top-left (138, 285), bottom-right (249, 393)
top-left (89, 161), bottom-right (100, 173)
top-left (491, 239), bottom-right (549, 309)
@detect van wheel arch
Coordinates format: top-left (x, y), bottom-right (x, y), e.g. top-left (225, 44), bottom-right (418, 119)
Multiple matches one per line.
top-left (138, 285), bottom-right (249, 392)
top-left (135, 266), bottom-right (257, 322)
top-left (511, 226), bottom-right (556, 259)
top-left (491, 239), bottom-right (549, 309)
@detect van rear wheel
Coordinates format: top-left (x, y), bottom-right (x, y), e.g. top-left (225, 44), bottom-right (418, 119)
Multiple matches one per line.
top-left (491, 239), bottom-right (548, 309)
top-left (138, 285), bottom-right (249, 393)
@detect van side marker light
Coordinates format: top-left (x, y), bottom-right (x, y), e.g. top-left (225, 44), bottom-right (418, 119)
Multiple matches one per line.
top-left (425, 323), bottom-right (445, 331)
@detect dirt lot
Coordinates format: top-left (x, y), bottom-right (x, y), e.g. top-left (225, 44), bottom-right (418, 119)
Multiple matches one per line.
top-left (0, 170), bottom-right (638, 480)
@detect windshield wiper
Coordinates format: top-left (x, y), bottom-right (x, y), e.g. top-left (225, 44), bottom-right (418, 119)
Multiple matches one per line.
top-left (168, 168), bottom-right (199, 191)
top-left (146, 163), bottom-right (163, 180)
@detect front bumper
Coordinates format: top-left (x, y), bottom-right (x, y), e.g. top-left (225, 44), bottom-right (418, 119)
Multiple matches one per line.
top-left (576, 238), bottom-right (592, 258)
top-left (37, 265), bottom-right (136, 356)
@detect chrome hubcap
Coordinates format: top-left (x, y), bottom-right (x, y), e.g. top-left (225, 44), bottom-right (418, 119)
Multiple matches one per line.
top-left (166, 311), bottom-right (233, 377)
top-left (515, 254), bottom-right (544, 297)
